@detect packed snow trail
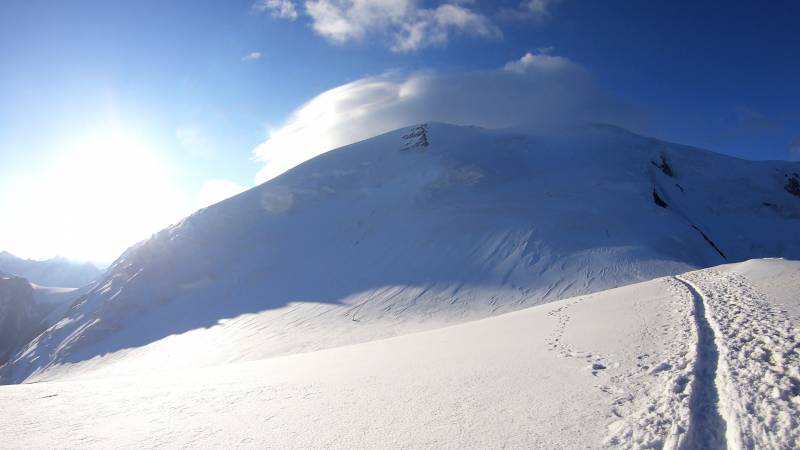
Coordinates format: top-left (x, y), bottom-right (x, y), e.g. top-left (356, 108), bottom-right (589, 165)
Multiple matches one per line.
top-left (604, 263), bottom-right (800, 450)
top-left (674, 276), bottom-right (728, 450)
top-left (0, 260), bottom-right (797, 449)
top-left (678, 269), bottom-right (800, 450)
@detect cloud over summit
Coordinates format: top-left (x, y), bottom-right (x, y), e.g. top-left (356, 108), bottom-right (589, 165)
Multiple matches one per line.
top-left (252, 52), bottom-right (645, 183)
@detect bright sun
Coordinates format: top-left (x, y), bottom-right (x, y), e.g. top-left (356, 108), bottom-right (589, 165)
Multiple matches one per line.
top-left (3, 128), bottom-right (187, 263)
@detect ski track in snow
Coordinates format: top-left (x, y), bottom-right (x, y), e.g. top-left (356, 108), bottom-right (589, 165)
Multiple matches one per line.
top-left (1, 262), bottom-right (798, 449)
top-left (675, 276), bottom-right (728, 450)
top-left (605, 268), bottom-right (800, 450)
top-left (679, 270), bottom-right (800, 450)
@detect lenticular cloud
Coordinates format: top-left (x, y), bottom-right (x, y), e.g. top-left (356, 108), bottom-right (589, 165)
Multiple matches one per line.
top-left (253, 52), bottom-right (644, 183)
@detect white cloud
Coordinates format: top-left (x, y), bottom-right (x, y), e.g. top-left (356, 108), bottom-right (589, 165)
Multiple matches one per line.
top-left (252, 52), bottom-right (644, 183)
top-left (197, 179), bottom-right (249, 208)
top-left (523, 0), bottom-right (561, 18)
top-left (502, 0), bottom-right (562, 20)
top-left (393, 3), bottom-right (500, 52)
top-left (242, 51), bottom-right (263, 61)
top-left (253, 1), bottom-right (567, 51)
top-left (502, 51), bottom-right (571, 73)
top-left (253, 0), bottom-right (299, 20)
top-left (258, 0), bottom-right (499, 52)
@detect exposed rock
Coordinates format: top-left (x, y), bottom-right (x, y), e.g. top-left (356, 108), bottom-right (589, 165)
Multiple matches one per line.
top-left (401, 124), bottom-right (430, 150)
top-left (785, 174), bottom-right (800, 197)
top-left (653, 190), bottom-right (668, 208)
top-left (651, 153), bottom-right (675, 177)
top-left (0, 274), bottom-right (44, 364)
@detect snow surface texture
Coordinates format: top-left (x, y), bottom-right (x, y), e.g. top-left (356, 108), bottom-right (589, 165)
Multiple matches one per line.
top-left (3, 123), bottom-right (800, 384)
top-left (678, 268), bottom-right (800, 449)
top-left (1, 260), bottom-right (797, 449)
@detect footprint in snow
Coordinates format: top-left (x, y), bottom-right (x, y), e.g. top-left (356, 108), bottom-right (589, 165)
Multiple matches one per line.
top-left (590, 362), bottom-right (607, 376)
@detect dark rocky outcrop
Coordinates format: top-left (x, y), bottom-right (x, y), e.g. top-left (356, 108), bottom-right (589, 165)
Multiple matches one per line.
top-left (0, 274), bottom-right (45, 364)
top-left (651, 153), bottom-right (675, 177)
top-left (401, 124), bottom-right (430, 150)
top-left (653, 190), bottom-right (668, 208)
top-left (785, 174), bottom-right (800, 197)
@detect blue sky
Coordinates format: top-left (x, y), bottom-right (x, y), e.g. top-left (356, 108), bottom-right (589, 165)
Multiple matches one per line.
top-left (1, 0), bottom-right (799, 262)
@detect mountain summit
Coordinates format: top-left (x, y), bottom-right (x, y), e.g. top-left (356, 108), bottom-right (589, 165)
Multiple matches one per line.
top-left (3, 123), bottom-right (799, 383)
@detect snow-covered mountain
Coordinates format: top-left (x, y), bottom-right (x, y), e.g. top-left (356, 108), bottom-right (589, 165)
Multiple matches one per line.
top-left (0, 272), bottom-right (86, 366)
top-left (3, 123), bottom-right (800, 384)
top-left (0, 251), bottom-right (101, 288)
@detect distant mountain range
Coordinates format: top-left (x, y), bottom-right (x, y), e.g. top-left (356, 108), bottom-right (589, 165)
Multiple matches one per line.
top-left (0, 251), bottom-right (100, 288)
top-left (0, 252), bottom-right (100, 363)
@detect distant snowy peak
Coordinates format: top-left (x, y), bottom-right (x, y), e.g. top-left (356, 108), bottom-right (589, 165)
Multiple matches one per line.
top-left (3, 123), bottom-right (800, 384)
top-left (0, 251), bottom-right (100, 288)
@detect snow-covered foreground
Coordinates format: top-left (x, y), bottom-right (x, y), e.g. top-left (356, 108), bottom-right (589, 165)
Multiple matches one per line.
top-left (2, 259), bottom-right (797, 449)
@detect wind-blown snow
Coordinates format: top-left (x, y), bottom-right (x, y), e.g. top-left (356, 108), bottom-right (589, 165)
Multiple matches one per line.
top-left (2, 123), bottom-right (799, 384)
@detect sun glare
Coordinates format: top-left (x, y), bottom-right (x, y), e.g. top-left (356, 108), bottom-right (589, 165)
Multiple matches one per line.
top-left (4, 128), bottom-right (186, 263)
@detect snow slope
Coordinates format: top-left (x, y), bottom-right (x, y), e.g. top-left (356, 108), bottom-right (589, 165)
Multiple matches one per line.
top-left (3, 123), bottom-right (800, 384)
top-left (31, 282), bottom-right (94, 326)
top-left (1, 260), bottom-right (797, 449)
